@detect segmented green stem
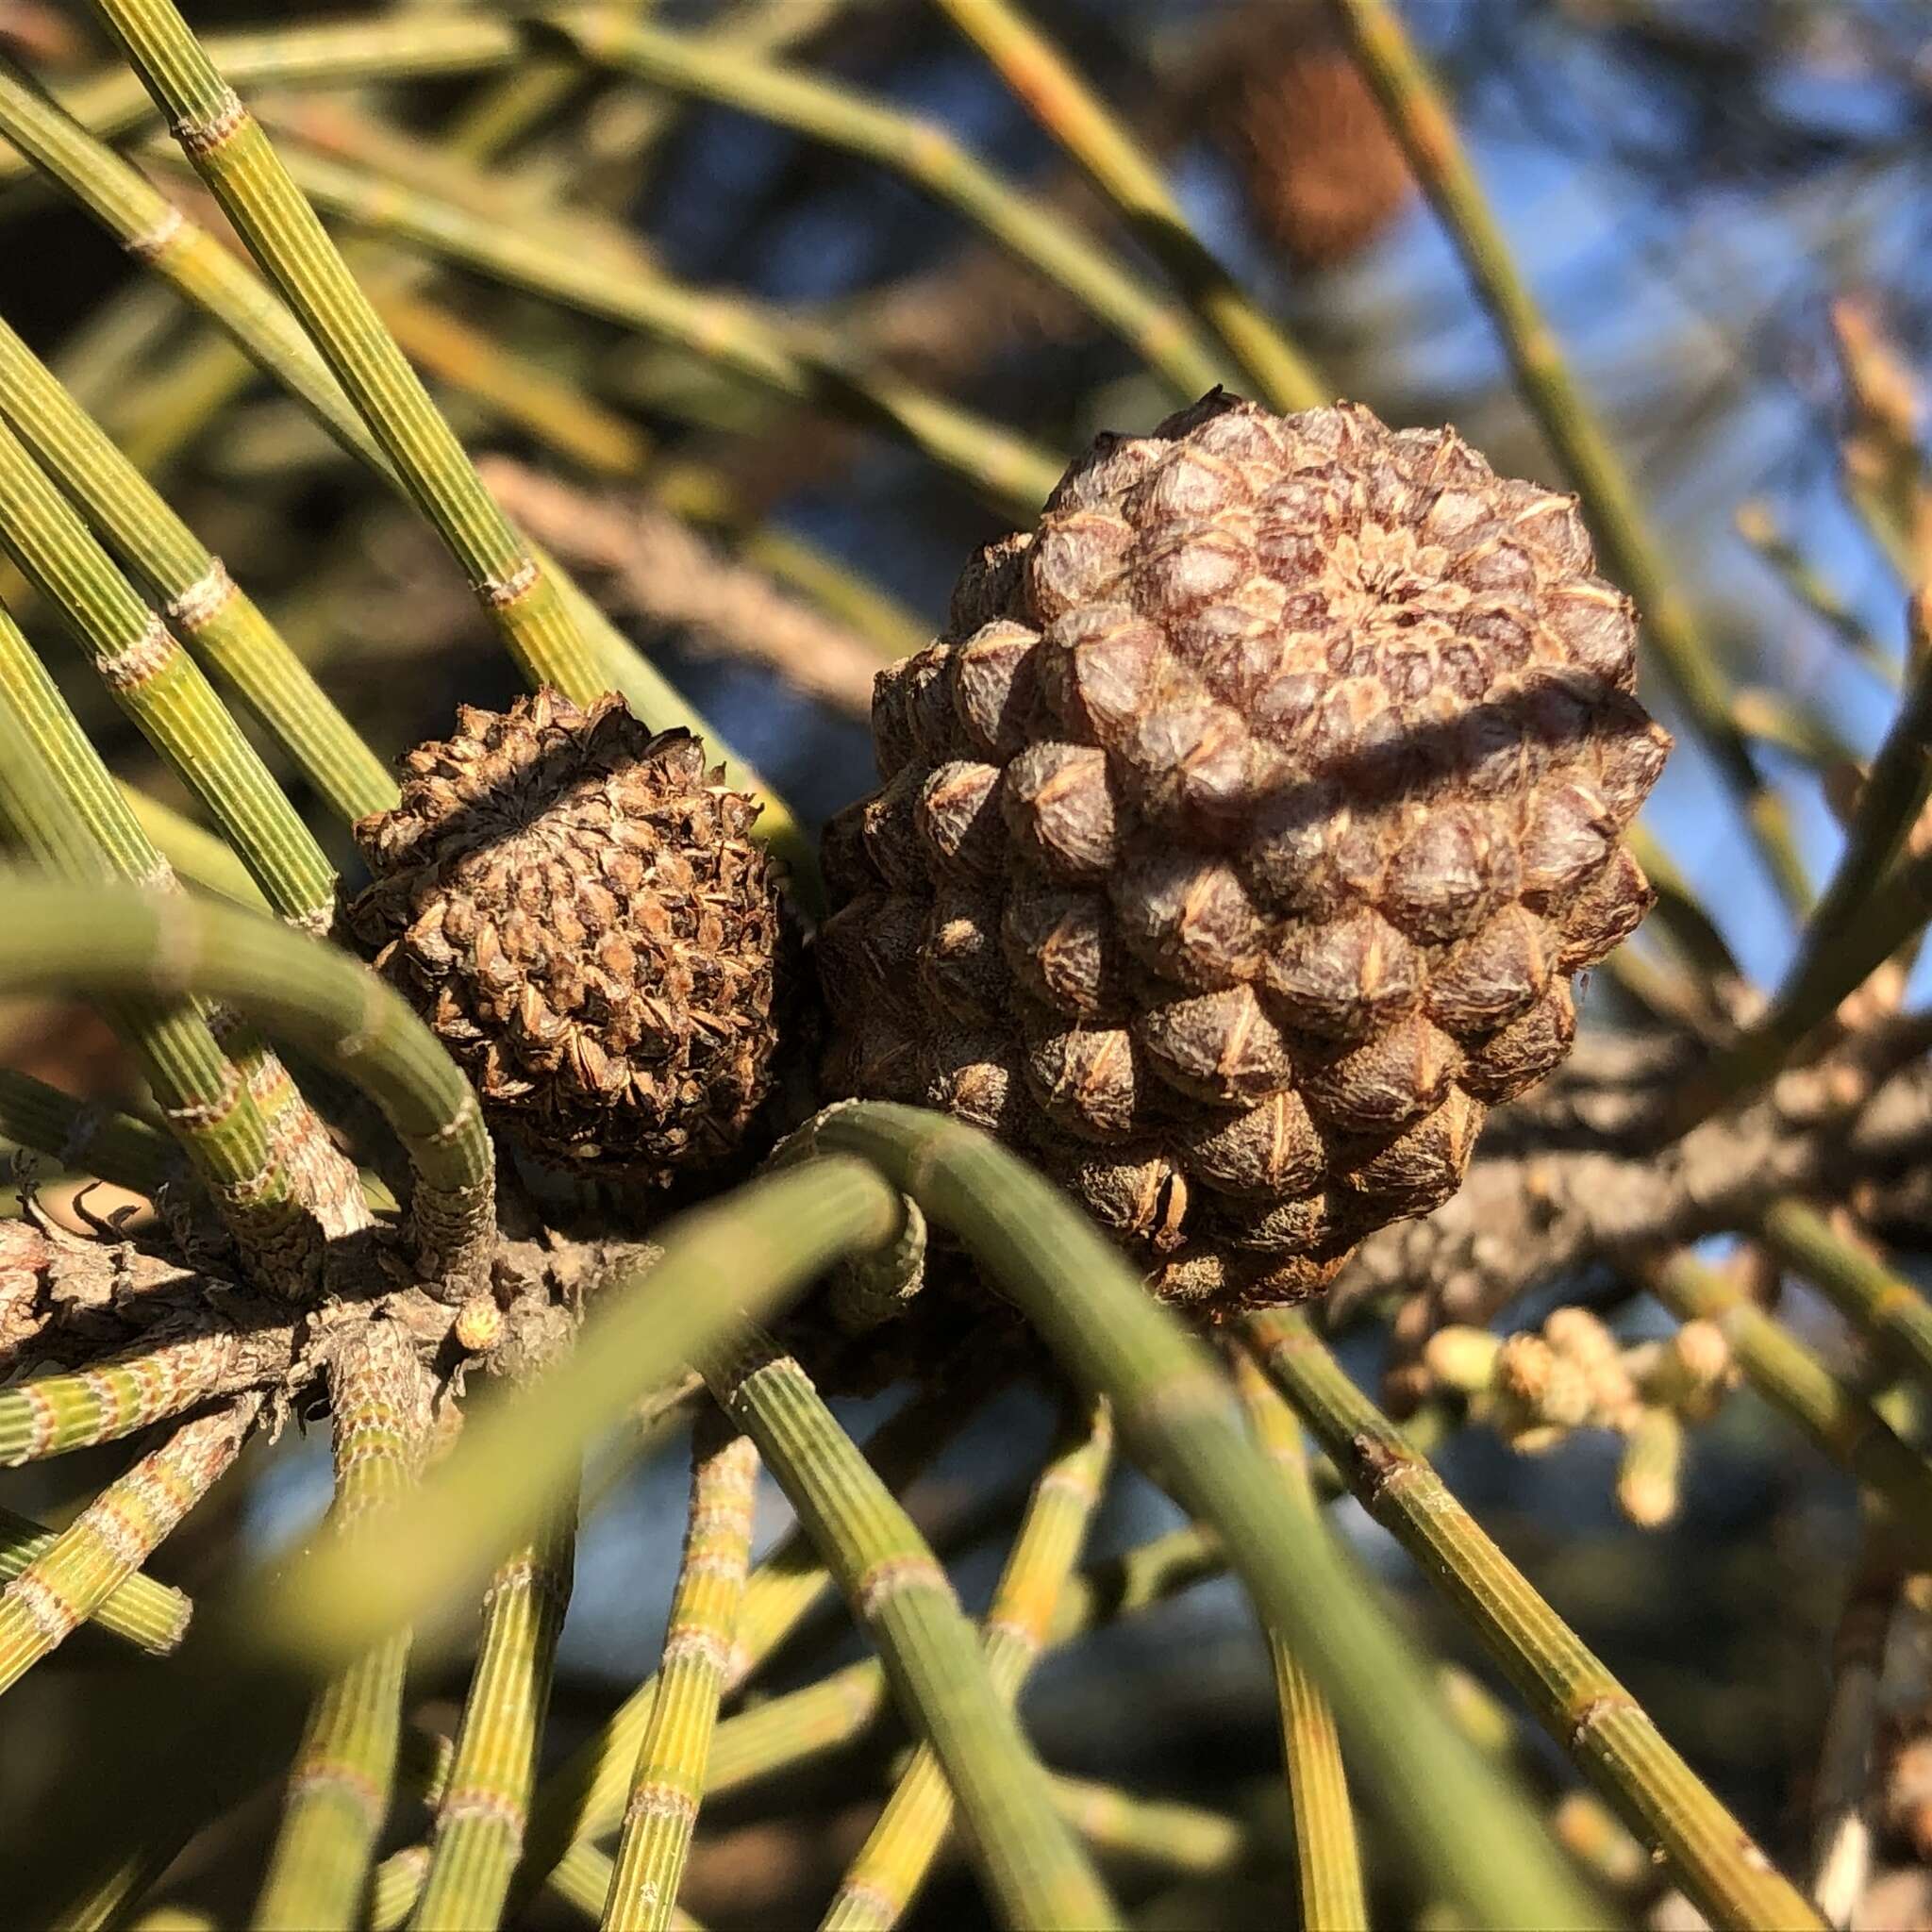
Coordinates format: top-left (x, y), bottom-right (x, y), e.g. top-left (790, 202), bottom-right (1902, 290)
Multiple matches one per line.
top-left (113, 784), bottom-right (266, 909)
top-left (1229, 1349), bottom-right (1365, 1932)
top-left (1756, 1201), bottom-right (1932, 1409)
top-left (823, 1398), bottom-right (1115, 1931)
top-left (0, 878), bottom-right (494, 1292)
top-left (0, 1068), bottom-right (178, 1193)
top-left (0, 17), bottom-right (525, 184)
top-left (256, 1324), bottom-right (433, 1932)
top-left (0, 1396), bottom-right (254, 1695)
top-left (0, 409), bottom-right (336, 927)
top-left (88, 0), bottom-right (601, 701)
top-left (411, 1507), bottom-right (576, 1932)
top-left (1648, 1252), bottom-right (1932, 1554)
top-left (0, 606), bottom-right (309, 1276)
top-left (0, 1321), bottom-right (273, 1465)
top-left (603, 1426), bottom-right (759, 1931)
top-left (705, 1331), bottom-right (1119, 1932)
top-left (269, 1160), bottom-right (900, 1658)
top-left (1330, 0), bottom-right (1807, 914)
top-left (0, 67), bottom-right (805, 869)
top-left (199, 135), bottom-right (1062, 520)
top-left (0, 313), bottom-right (394, 825)
top-left (1051, 1777), bottom-right (1244, 1879)
top-left (500, 1379), bottom-right (984, 1915)
top-left (804, 1104), bottom-right (1604, 1932)
top-left (1246, 1307), bottom-right (1823, 1932)
top-left (551, 8), bottom-right (1224, 403)
top-left (0, 1506), bottom-right (190, 1657)
top-left (930, 0), bottom-right (1323, 412)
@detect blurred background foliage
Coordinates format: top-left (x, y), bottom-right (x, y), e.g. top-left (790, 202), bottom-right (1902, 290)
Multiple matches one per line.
top-left (3, 2), bottom-right (1932, 1926)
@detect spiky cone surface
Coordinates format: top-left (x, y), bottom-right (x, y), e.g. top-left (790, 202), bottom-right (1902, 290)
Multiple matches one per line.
top-left (347, 691), bottom-right (790, 1191)
top-left (1217, 15), bottom-right (1414, 269)
top-left (819, 391), bottom-right (1669, 1313)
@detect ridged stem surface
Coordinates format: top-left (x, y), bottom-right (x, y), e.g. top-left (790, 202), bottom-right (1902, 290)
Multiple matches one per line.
top-left (0, 1505), bottom-right (191, 1655)
top-left (88, 0), bottom-right (602, 701)
top-left (0, 313), bottom-right (395, 824)
top-left (411, 1504), bottom-right (576, 1931)
top-left (806, 1103), bottom-right (1604, 1932)
top-left (0, 606), bottom-right (308, 1275)
top-left (0, 1324), bottom-right (267, 1466)
top-left (705, 1333), bottom-right (1119, 1931)
top-left (0, 65), bottom-right (807, 872)
top-left (0, 878), bottom-right (494, 1290)
top-left (495, 1380), bottom-right (983, 1914)
top-left (603, 1426), bottom-right (759, 1931)
top-left (0, 1068), bottom-right (179, 1195)
top-left (1330, 0), bottom-right (1807, 913)
top-left (1229, 1349), bottom-right (1365, 1932)
top-left (0, 411), bottom-right (335, 927)
top-left (256, 1324), bottom-right (433, 1931)
top-left (1246, 1306), bottom-right (1823, 1932)
top-left (821, 1399), bottom-right (1114, 1931)
top-left (0, 1397), bottom-right (254, 1694)
top-left (269, 1159), bottom-right (900, 1657)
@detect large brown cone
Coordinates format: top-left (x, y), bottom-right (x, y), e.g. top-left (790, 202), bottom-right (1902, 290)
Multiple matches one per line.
top-left (818, 391), bottom-right (1670, 1313)
top-left (347, 690), bottom-right (789, 1190)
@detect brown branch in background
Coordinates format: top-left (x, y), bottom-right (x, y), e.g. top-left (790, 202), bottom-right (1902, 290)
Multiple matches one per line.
top-left (1332, 1020), bottom-right (1932, 1404)
top-left (477, 458), bottom-right (888, 718)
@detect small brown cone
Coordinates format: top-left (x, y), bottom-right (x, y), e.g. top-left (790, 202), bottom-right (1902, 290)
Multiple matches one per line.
top-left (346, 690), bottom-right (791, 1190)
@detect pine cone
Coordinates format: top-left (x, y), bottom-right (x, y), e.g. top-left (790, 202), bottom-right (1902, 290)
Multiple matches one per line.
top-left (346, 690), bottom-right (790, 1190)
top-left (1218, 15), bottom-right (1413, 270)
top-left (818, 391), bottom-right (1669, 1312)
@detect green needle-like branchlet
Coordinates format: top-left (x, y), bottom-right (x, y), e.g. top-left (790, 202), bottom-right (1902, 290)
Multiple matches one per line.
top-left (0, 1328), bottom-right (269, 1467)
top-left (0, 409), bottom-right (337, 929)
top-left (495, 1380), bottom-right (986, 1918)
top-left (823, 1398), bottom-right (1115, 1932)
top-left (0, 313), bottom-right (395, 826)
top-left (1246, 1307), bottom-right (1824, 1932)
top-left (1756, 1200), bottom-right (1932, 1407)
top-left (704, 1331), bottom-right (1121, 1932)
top-left (1673, 593), bottom-right (1932, 1129)
top-left (87, 0), bottom-right (602, 702)
top-left (1648, 1251), bottom-right (1932, 1558)
top-left (184, 134), bottom-right (1063, 521)
top-left (0, 877), bottom-right (494, 1292)
top-left (0, 1396), bottom-right (256, 1696)
top-left (0, 1506), bottom-right (191, 1657)
top-left (0, 1067), bottom-right (179, 1195)
top-left (266, 1158), bottom-right (900, 1657)
top-left (1330, 0), bottom-right (1808, 916)
top-left (0, 65), bottom-right (810, 875)
top-left (256, 1325), bottom-right (433, 1932)
top-left (604, 1425), bottom-right (759, 1931)
top-left (803, 1103), bottom-right (1605, 1932)
top-left (548, 7), bottom-right (1228, 404)
top-left (1229, 1349), bottom-right (1365, 1932)
top-left (0, 15), bottom-right (525, 186)
top-left (931, 0), bottom-right (1324, 413)
top-left (0, 608), bottom-right (316, 1277)
top-left (411, 1506), bottom-right (576, 1931)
